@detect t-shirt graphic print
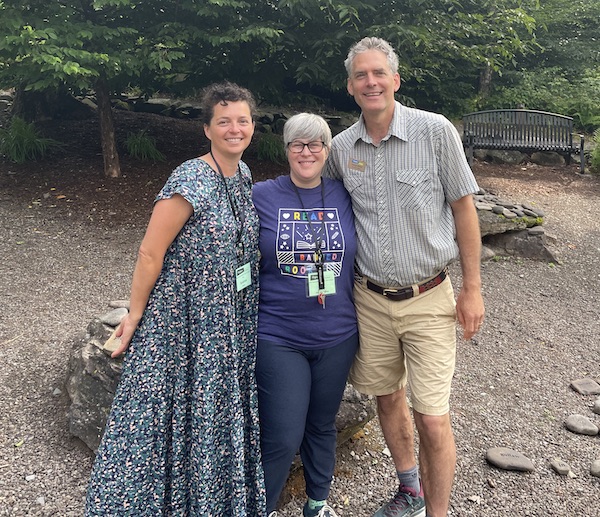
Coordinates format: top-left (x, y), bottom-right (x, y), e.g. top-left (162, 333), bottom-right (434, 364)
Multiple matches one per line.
top-left (276, 207), bottom-right (345, 278)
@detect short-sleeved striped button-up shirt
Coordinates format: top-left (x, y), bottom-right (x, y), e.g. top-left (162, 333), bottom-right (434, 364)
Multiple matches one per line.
top-left (324, 102), bottom-right (479, 287)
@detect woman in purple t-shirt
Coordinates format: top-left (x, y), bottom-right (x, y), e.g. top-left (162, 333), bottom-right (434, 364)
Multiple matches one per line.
top-left (252, 113), bottom-right (358, 517)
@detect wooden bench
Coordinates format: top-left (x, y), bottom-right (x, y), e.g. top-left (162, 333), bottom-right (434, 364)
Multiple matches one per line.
top-left (462, 109), bottom-right (585, 174)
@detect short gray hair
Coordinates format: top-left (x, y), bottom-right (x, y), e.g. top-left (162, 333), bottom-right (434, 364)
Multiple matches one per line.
top-left (283, 113), bottom-right (332, 149)
top-left (344, 37), bottom-right (399, 77)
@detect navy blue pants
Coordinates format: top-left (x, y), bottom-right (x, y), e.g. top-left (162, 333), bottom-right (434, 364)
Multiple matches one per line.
top-left (256, 333), bottom-right (359, 512)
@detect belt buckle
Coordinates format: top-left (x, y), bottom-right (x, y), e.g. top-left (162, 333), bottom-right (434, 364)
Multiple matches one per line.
top-left (382, 288), bottom-right (400, 297)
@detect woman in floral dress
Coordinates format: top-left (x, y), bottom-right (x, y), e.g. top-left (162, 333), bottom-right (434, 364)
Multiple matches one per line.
top-left (85, 82), bottom-right (266, 516)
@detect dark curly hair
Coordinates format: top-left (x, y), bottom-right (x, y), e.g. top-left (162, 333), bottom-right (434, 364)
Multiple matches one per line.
top-left (199, 81), bottom-right (256, 125)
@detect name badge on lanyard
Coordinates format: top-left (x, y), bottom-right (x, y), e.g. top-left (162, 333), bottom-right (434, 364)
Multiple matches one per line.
top-left (236, 262), bottom-right (252, 291)
top-left (210, 151), bottom-right (251, 293)
top-left (307, 270), bottom-right (336, 297)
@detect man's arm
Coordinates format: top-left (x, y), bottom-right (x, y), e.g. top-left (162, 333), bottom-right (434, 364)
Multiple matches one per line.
top-left (450, 194), bottom-right (485, 340)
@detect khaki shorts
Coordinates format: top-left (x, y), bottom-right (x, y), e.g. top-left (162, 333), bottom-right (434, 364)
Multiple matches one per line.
top-left (349, 275), bottom-right (457, 416)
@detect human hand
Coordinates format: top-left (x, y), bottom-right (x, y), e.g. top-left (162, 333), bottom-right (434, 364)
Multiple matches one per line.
top-left (110, 314), bottom-right (140, 358)
top-left (456, 287), bottom-right (485, 340)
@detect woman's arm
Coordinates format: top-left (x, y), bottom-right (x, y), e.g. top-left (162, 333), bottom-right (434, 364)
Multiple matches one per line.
top-left (111, 194), bottom-right (193, 357)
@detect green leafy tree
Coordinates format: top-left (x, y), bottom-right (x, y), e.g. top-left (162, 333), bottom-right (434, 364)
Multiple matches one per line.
top-left (0, 0), bottom-right (185, 176)
top-left (236, 0), bottom-right (539, 115)
top-left (0, 0), bottom-right (545, 176)
top-left (480, 0), bottom-right (600, 131)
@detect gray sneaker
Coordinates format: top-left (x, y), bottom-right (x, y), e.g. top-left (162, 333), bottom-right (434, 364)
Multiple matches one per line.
top-left (372, 484), bottom-right (425, 517)
top-left (303, 502), bottom-right (339, 517)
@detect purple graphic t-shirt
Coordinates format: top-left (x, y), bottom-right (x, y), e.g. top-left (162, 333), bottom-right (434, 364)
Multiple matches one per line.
top-left (253, 175), bottom-right (357, 349)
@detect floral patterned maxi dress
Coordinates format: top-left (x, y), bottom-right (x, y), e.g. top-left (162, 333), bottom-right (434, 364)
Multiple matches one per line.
top-left (85, 158), bottom-right (266, 516)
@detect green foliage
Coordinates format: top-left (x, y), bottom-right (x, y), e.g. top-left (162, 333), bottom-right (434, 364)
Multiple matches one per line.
top-left (482, 1), bottom-right (600, 131)
top-left (567, 70), bottom-right (600, 133)
top-left (2, 0), bottom-right (597, 129)
top-left (0, 116), bottom-right (63, 163)
top-left (526, 0), bottom-right (600, 77)
top-left (125, 130), bottom-right (165, 162)
top-left (0, 0), bottom-right (187, 95)
top-left (481, 66), bottom-right (600, 133)
top-left (257, 132), bottom-right (286, 165)
top-left (0, 0), bottom-right (545, 117)
top-left (591, 129), bottom-right (600, 174)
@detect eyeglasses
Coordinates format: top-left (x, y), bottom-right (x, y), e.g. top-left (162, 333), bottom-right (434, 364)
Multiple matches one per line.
top-left (287, 141), bottom-right (326, 153)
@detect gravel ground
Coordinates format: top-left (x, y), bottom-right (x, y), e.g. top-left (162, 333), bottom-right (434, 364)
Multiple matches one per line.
top-left (1, 163), bottom-right (599, 516)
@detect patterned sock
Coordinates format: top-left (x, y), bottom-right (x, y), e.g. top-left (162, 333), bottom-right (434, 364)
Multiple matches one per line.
top-left (397, 465), bottom-right (420, 494)
top-left (303, 498), bottom-right (327, 517)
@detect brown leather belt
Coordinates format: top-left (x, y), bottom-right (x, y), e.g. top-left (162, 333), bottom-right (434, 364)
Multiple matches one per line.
top-left (366, 269), bottom-right (447, 301)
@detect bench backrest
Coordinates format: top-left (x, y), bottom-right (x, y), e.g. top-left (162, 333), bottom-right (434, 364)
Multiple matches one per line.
top-left (462, 109), bottom-right (574, 151)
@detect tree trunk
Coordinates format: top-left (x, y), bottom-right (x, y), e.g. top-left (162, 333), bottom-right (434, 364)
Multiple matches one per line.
top-left (12, 87), bottom-right (58, 122)
top-left (95, 76), bottom-right (121, 178)
top-left (479, 64), bottom-right (493, 100)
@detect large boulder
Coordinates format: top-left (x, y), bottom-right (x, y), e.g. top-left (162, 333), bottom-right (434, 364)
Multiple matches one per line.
top-left (474, 149), bottom-right (528, 165)
top-left (473, 189), bottom-right (557, 261)
top-left (531, 151), bottom-right (566, 167)
top-left (65, 319), bottom-right (122, 452)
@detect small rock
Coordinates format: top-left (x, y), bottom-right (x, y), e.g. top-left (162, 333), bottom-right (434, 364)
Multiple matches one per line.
top-left (485, 447), bottom-right (535, 472)
top-left (593, 398), bottom-right (600, 415)
top-left (36, 497), bottom-right (45, 505)
top-left (99, 307), bottom-right (128, 327)
top-left (481, 246), bottom-right (496, 261)
top-left (108, 300), bottom-right (130, 310)
top-left (565, 414), bottom-right (599, 436)
top-left (382, 447), bottom-right (391, 457)
top-left (102, 327), bottom-right (122, 355)
top-left (528, 226), bottom-right (545, 236)
top-left (522, 208), bottom-right (539, 217)
top-left (25, 474), bottom-right (36, 481)
top-left (522, 203), bottom-right (545, 217)
top-left (550, 458), bottom-right (571, 476)
top-left (52, 388), bottom-right (62, 396)
top-left (591, 460), bottom-right (600, 478)
top-left (570, 378), bottom-right (600, 395)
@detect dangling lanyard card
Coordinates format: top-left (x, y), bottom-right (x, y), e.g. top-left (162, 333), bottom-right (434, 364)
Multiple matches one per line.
top-left (236, 262), bottom-right (252, 291)
top-left (307, 270), bottom-right (336, 297)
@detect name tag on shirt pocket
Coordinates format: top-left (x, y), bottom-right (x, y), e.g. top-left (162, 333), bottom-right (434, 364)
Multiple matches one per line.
top-left (395, 168), bottom-right (432, 210)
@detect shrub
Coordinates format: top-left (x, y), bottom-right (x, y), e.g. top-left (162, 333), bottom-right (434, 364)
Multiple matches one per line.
top-left (0, 116), bottom-right (63, 163)
top-left (482, 67), bottom-right (600, 133)
top-left (257, 132), bottom-right (286, 164)
top-left (125, 130), bottom-right (165, 161)
top-left (591, 128), bottom-right (600, 174)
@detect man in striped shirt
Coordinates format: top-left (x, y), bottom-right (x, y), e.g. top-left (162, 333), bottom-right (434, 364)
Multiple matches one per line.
top-left (324, 37), bottom-right (485, 517)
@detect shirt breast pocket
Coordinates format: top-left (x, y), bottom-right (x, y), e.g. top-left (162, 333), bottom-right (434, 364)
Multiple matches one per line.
top-left (343, 171), bottom-right (369, 208)
top-left (395, 168), bottom-right (432, 210)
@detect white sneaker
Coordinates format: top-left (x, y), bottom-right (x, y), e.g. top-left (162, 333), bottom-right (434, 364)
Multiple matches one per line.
top-left (315, 504), bottom-right (339, 517)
